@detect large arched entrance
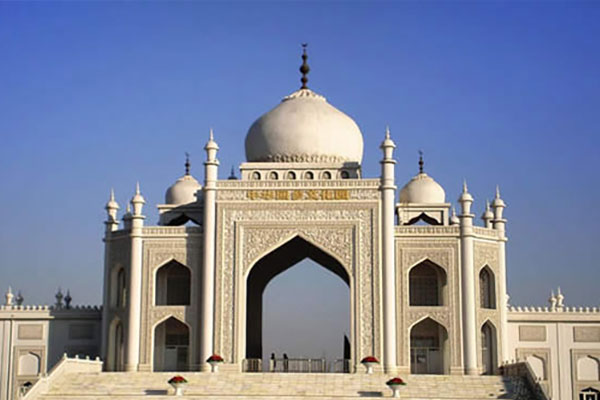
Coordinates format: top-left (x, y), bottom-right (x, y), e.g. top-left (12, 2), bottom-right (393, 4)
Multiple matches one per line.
top-left (153, 317), bottom-right (190, 371)
top-left (481, 321), bottom-right (497, 375)
top-left (246, 236), bottom-right (350, 371)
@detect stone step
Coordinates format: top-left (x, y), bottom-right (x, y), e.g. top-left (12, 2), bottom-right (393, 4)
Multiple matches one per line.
top-left (39, 372), bottom-right (521, 399)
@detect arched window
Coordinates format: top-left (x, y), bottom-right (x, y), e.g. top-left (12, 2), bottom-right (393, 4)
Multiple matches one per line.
top-left (155, 261), bottom-right (191, 306)
top-left (409, 261), bottom-right (446, 306)
top-left (252, 171), bottom-right (261, 180)
top-left (269, 171), bottom-right (279, 180)
top-left (322, 171), bottom-right (332, 180)
top-left (479, 267), bottom-right (496, 309)
top-left (578, 356), bottom-right (600, 381)
top-left (340, 170), bottom-right (349, 179)
top-left (116, 269), bottom-right (126, 308)
top-left (287, 171), bottom-right (297, 180)
top-left (304, 171), bottom-right (314, 180)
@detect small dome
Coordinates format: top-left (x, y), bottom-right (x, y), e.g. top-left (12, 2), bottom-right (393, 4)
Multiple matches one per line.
top-left (245, 88), bottom-right (364, 163)
top-left (165, 175), bottom-right (201, 205)
top-left (399, 173), bottom-right (446, 204)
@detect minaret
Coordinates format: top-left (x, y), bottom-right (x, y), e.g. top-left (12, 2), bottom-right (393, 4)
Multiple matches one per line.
top-left (549, 290), bottom-right (557, 312)
top-left (101, 189), bottom-right (119, 362)
top-left (380, 126), bottom-right (397, 372)
top-left (55, 288), bottom-right (64, 309)
top-left (491, 185), bottom-right (508, 361)
top-left (458, 181), bottom-right (478, 375)
top-left (450, 207), bottom-right (460, 225)
top-left (481, 200), bottom-right (493, 229)
top-left (4, 287), bottom-right (14, 306)
top-left (201, 128), bottom-right (219, 370)
top-left (125, 183), bottom-right (145, 372)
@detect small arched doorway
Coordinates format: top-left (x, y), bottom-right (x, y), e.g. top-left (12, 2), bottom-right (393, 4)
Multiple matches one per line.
top-left (153, 317), bottom-right (190, 371)
top-left (410, 317), bottom-right (448, 374)
top-left (481, 321), bottom-right (497, 375)
top-left (246, 236), bottom-right (350, 371)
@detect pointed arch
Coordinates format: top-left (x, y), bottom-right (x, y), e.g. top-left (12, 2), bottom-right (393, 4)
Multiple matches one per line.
top-left (153, 316), bottom-right (190, 372)
top-left (107, 317), bottom-right (124, 371)
top-left (245, 235), bottom-right (350, 361)
top-left (409, 259), bottom-right (447, 306)
top-left (526, 354), bottom-right (546, 380)
top-left (481, 320), bottom-right (498, 375)
top-left (479, 266), bottom-right (496, 309)
top-left (155, 260), bottom-right (191, 306)
top-left (578, 356), bottom-right (600, 381)
top-left (109, 265), bottom-right (126, 308)
top-left (410, 317), bottom-right (449, 374)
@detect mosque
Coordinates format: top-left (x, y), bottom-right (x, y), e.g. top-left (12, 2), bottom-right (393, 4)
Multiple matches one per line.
top-left (1, 48), bottom-right (600, 400)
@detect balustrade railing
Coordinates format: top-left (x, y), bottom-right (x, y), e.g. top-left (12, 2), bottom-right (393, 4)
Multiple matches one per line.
top-left (242, 358), bottom-right (351, 373)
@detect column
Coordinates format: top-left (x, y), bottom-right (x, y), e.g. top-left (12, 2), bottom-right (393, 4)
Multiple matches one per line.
top-left (200, 129), bottom-right (219, 371)
top-left (380, 127), bottom-right (397, 372)
top-left (459, 181), bottom-right (478, 375)
top-left (492, 186), bottom-right (508, 362)
top-left (101, 189), bottom-right (119, 365)
top-left (125, 183), bottom-right (145, 372)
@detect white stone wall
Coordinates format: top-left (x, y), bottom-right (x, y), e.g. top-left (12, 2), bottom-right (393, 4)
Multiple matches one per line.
top-left (0, 307), bottom-right (101, 400)
top-left (508, 310), bottom-right (600, 400)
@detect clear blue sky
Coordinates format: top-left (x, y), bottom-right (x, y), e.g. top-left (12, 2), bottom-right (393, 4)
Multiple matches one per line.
top-left (1, 1), bottom-right (599, 318)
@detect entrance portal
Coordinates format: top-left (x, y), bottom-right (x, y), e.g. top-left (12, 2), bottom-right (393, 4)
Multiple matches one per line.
top-left (153, 317), bottom-right (190, 371)
top-left (246, 236), bottom-right (350, 371)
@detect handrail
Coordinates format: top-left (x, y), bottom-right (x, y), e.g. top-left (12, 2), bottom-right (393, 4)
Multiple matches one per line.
top-left (501, 361), bottom-right (550, 400)
top-left (22, 355), bottom-right (102, 400)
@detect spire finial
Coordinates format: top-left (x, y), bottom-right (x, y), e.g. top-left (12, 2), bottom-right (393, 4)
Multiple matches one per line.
top-left (385, 125), bottom-right (390, 140)
top-left (126, 203), bottom-right (131, 214)
top-left (496, 185), bottom-right (501, 199)
top-left (110, 188), bottom-right (115, 202)
top-left (209, 128), bottom-right (214, 141)
top-left (463, 179), bottom-right (468, 193)
top-left (418, 150), bottom-right (424, 173)
top-left (185, 152), bottom-right (190, 175)
top-left (300, 43), bottom-right (310, 89)
top-left (486, 199), bottom-right (491, 211)
top-left (135, 182), bottom-right (140, 195)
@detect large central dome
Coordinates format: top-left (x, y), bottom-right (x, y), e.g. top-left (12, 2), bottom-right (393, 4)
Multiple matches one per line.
top-left (244, 88), bottom-right (364, 164)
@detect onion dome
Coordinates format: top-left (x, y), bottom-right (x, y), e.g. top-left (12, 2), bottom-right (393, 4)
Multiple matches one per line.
top-left (165, 155), bottom-right (201, 205)
top-left (244, 46), bottom-right (363, 164)
top-left (398, 153), bottom-right (446, 203)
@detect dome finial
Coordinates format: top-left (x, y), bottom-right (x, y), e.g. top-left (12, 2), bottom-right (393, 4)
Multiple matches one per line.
top-left (300, 43), bottom-right (310, 89)
top-left (418, 150), bottom-right (424, 173)
top-left (185, 152), bottom-right (190, 176)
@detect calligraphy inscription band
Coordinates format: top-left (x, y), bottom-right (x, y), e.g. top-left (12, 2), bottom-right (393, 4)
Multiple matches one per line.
top-left (246, 189), bottom-right (350, 201)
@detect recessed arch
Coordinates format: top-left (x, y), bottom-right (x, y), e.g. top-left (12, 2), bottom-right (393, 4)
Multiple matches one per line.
top-left (578, 356), bottom-right (600, 381)
top-left (153, 316), bottom-right (190, 372)
top-left (245, 235), bottom-right (350, 362)
top-left (410, 317), bottom-right (449, 374)
top-left (109, 265), bottom-right (126, 308)
top-left (481, 320), bottom-right (498, 375)
top-left (107, 317), bottom-right (124, 371)
top-left (479, 266), bottom-right (496, 309)
top-left (154, 260), bottom-right (191, 306)
top-left (18, 353), bottom-right (40, 376)
top-left (409, 259), bottom-right (447, 306)
top-left (526, 354), bottom-right (546, 380)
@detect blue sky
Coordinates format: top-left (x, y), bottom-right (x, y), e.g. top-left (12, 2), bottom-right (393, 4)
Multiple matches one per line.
top-left (1, 0), bottom-right (599, 319)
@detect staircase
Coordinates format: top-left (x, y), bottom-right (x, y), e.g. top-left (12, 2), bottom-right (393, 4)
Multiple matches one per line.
top-left (33, 369), bottom-right (530, 399)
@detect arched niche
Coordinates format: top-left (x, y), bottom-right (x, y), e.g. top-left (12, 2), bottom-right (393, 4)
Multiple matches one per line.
top-left (410, 317), bottom-right (449, 374)
top-left (245, 235), bottom-right (350, 361)
top-left (481, 321), bottom-right (497, 375)
top-left (107, 318), bottom-right (124, 371)
top-left (527, 354), bottom-right (546, 380)
top-left (479, 266), bottom-right (496, 309)
top-left (153, 317), bottom-right (190, 372)
top-left (155, 260), bottom-right (191, 306)
top-left (110, 266), bottom-right (126, 308)
top-left (409, 260), bottom-right (447, 306)
top-left (578, 356), bottom-right (600, 381)
top-left (18, 353), bottom-right (40, 376)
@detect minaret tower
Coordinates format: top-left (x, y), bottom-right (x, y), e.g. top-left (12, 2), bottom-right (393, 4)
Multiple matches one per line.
top-left (491, 186), bottom-right (508, 361)
top-left (125, 183), bottom-right (145, 371)
top-left (459, 181), bottom-right (478, 375)
top-left (201, 128), bottom-right (219, 370)
top-left (380, 126), bottom-right (397, 372)
top-left (101, 189), bottom-right (119, 361)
